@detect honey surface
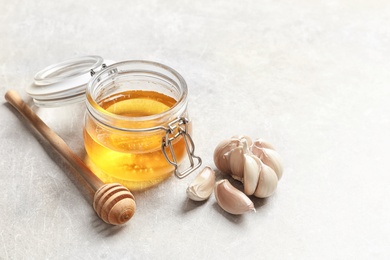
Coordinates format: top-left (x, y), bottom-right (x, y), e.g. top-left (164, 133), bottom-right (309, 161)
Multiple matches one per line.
top-left (84, 90), bottom-right (186, 190)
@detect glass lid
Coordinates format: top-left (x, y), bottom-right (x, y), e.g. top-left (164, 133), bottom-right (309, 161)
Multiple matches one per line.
top-left (26, 55), bottom-right (112, 107)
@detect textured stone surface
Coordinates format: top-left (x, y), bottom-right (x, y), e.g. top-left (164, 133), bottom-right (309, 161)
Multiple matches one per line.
top-left (1, 0), bottom-right (390, 258)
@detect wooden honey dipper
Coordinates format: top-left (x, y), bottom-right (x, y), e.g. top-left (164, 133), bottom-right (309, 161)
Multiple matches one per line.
top-left (5, 90), bottom-right (136, 225)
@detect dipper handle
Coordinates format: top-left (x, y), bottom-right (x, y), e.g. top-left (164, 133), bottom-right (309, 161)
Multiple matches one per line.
top-left (5, 90), bottom-right (135, 225)
top-left (5, 90), bottom-right (103, 190)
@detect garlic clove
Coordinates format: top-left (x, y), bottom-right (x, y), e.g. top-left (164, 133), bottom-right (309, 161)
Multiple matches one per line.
top-left (251, 138), bottom-right (275, 151)
top-left (254, 162), bottom-right (278, 198)
top-left (186, 166), bottom-right (216, 201)
top-left (251, 147), bottom-right (283, 180)
top-left (213, 139), bottom-right (240, 173)
top-left (228, 146), bottom-right (245, 181)
top-left (214, 179), bottom-right (255, 215)
top-left (243, 154), bottom-right (261, 196)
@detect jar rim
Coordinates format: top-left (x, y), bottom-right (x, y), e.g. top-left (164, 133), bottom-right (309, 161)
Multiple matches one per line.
top-left (86, 60), bottom-right (188, 126)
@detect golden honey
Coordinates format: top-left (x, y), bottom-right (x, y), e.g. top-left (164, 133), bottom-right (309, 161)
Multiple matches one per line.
top-left (83, 60), bottom-right (198, 190)
top-left (84, 90), bottom-right (187, 190)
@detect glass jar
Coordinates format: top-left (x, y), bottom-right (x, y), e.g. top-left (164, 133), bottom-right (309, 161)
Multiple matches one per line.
top-left (26, 56), bottom-right (201, 191)
top-left (83, 60), bottom-right (201, 190)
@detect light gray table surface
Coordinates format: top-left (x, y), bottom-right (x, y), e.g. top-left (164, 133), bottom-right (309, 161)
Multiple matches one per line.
top-left (1, 0), bottom-right (390, 259)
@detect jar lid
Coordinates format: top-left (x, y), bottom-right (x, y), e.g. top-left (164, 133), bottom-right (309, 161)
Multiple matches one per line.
top-left (26, 55), bottom-right (112, 107)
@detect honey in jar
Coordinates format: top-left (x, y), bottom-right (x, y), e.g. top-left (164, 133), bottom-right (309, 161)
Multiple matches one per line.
top-left (84, 61), bottom-right (200, 190)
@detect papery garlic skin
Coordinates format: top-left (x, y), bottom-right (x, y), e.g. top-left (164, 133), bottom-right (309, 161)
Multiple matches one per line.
top-left (251, 138), bottom-right (275, 150)
top-left (228, 147), bottom-right (245, 181)
top-left (231, 135), bottom-right (253, 147)
top-left (253, 162), bottom-right (278, 198)
top-left (214, 179), bottom-right (255, 215)
top-left (213, 139), bottom-right (240, 173)
top-left (243, 154), bottom-right (261, 196)
top-left (214, 137), bottom-right (251, 181)
top-left (186, 167), bottom-right (216, 201)
top-left (251, 147), bottom-right (283, 180)
top-left (214, 136), bottom-right (283, 204)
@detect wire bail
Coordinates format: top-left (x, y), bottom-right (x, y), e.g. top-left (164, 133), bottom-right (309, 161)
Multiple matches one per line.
top-left (161, 117), bottom-right (202, 179)
top-left (90, 63), bottom-right (107, 76)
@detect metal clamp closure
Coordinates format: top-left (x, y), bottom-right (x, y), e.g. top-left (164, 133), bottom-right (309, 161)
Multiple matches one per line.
top-left (161, 117), bottom-right (202, 179)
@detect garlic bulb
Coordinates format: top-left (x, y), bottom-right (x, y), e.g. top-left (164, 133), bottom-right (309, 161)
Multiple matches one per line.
top-left (186, 167), bottom-right (216, 201)
top-left (214, 179), bottom-right (255, 215)
top-left (213, 136), bottom-right (282, 199)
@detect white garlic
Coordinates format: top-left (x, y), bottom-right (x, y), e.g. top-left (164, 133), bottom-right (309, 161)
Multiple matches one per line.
top-left (186, 167), bottom-right (216, 201)
top-left (251, 138), bottom-right (275, 150)
top-left (214, 136), bottom-right (251, 181)
top-left (243, 154), bottom-right (261, 196)
top-left (251, 146), bottom-right (283, 180)
top-left (253, 162), bottom-right (278, 198)
top-left (214, 179), bottom-right (255, 215)
top-left (228, 146), bottom-right (245, 181)
top-left (231, 135), bottom-right (253, 147)
top-left (214, 136), bottom-right (283, 201)
top-left (213, 138), bottom-right (241, 174)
